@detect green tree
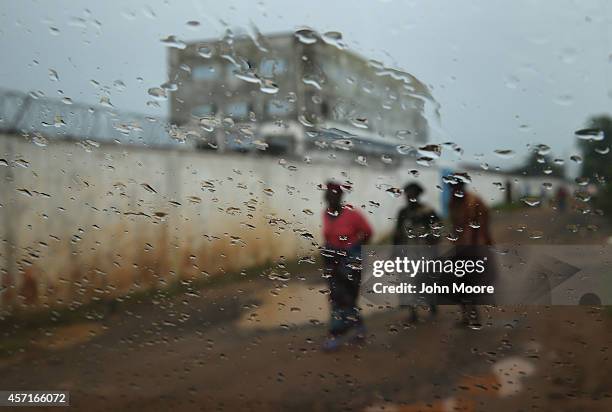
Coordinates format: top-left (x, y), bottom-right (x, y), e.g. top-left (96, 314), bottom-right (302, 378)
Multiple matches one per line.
top-left (510, 150), bottom-right (564, 178)
top-left (578, 115), bottom-right (612, 215)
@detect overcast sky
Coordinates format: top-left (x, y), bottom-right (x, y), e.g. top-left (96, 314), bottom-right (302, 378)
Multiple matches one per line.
top-left (1, 0), bottom-right (611, 171)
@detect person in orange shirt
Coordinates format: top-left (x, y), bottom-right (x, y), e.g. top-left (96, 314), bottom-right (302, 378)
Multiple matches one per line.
top-left (321, 182), bottom-right (373, 351)
top-left (448, 181), bottom-right (495, 327)
top-left (449, 181), bottom-right (493, 247)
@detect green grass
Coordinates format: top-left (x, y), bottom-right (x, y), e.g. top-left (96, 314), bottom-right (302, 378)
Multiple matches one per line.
top-left (492, 201), bottom-right (528, 212)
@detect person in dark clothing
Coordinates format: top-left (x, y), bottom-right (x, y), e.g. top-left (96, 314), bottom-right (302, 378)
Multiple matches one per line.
top-left (321, 181), bottom-right (373, 351)
top-left (393, 182), bottom-right (441, 323)
top-left (556, 185), bottom-right (569, 213)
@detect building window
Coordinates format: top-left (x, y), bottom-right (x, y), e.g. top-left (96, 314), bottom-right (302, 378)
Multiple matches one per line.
top-left (259, 58), bottom-right (288, 78)
top-left (226, 102), bottom-right (249, 119)
top-left (266, 99), bottom-right (294, 117)
top-left (192, 64), bottom-right (220, 81)
top-left (191, 104), bottom-right (215, 117)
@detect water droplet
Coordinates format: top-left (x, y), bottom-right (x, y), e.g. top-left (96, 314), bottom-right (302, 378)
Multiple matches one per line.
top-left (143, 6), bottom-right (157, 19)
top-left (381, 154), bottom-right (393, 164)
top-left (253, 140), bottom-right (269, 151)
top-left (14, 159), bottom-right (29, 168)
top-left (32, 133), bottom-right (48, 147)
top-left (574, 191), bottom-right (591, 202)
top-left (332, 139), bottom-right (353, 151)
top-left (147, 87), bottom-right (167, 100)
top-left (141, 183), bottom-right (157, 193)
top-left (534, 143), bottom-right (551, 156)
top-left (395, 130), bottom-right (412, 139)
top-left (160, 35), bottom-right (186, 50)
top-left (48, 69), bottom-right (59, 82)
top-left (99, 95), bottom-right (113, 108)
top-left (575, 177), bottom-right (589, 186)
top-left (529, 231), bottom-right (543, 239)
top-left (302, 76), bottom-right (322, 90)
top-left (298, 114), bottom-right (315, 127)
top-left (416, 157), bottom-right (433, 167)
top-left (294, 28), bottom-right (318, 44)
top-left (575, 128), bottom-right (604, 141)
top-left (161, 81), bottom-right (178, 91)
top-left (447, 233), bottom-right (459, 242)
top-left (444, 172), bottom-right (471, 184)
top-left (350, 117), bottom-right (368, 129)
top-left (570, 154), bottom-right (583, 163)
top-left (385, 187), bottom-right (402, 198)
top-left (197, 46), bottom-right (213, 59)
top-left (521, 196), bottom-right (541, 207)
top-left (113, 80), bottom-right (126, 91)
top-left (259, 79), bottom-right (279, 94)
top-left (418, 144), bottom-right (441, 159)
top-left (494, 149), bottom-right (515, 159)
top-left (321, 31), bottom-right (345, 49)
top-left (396, 144), bottom-right (414, 155)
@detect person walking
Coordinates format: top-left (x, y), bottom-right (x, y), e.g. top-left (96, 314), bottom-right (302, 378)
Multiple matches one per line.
top-left (448, 180), bottom-right (495, 327)
top-left (321, 181), bottom-right (373, 351)
top-left (555, 185), bottom-right (569, 213)
top-left (393, 182), bottom-right (441, 323)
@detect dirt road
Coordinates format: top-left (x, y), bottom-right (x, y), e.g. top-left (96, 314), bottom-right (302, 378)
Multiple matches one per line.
top-left (1, 208), bottom-right (611, 411)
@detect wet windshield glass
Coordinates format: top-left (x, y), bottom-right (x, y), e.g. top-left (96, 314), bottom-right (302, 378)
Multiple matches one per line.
top-left (0, 1), bottom-right (611, 411)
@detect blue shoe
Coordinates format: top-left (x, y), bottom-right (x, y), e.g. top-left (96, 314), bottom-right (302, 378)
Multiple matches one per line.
top-left (321, 336), bottom-right (342, 352)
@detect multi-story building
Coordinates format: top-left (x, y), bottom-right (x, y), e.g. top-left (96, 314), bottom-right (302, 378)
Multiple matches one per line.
top-left (168, 30), bottom-right (431, 163)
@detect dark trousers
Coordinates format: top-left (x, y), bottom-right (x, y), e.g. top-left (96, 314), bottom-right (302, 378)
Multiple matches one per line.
top-left (322, 247), bottom-right (363, 336)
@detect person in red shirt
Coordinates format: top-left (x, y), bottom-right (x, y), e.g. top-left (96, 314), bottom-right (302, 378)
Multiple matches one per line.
top-left (321, 182), bottom-right (373, 351)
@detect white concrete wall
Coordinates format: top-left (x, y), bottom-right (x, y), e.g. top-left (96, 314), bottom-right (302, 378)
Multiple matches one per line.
top-left (0, 135), bottom-right (565, 311)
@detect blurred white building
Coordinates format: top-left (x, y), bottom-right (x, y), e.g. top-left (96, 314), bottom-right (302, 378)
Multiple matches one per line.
top-left (168, 30), bottom-right (432, 164)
